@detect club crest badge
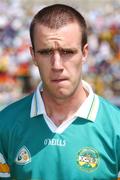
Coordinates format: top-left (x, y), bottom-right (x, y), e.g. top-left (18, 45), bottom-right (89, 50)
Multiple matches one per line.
top-left (15, 146), bottom-right (31, 165)
top-left (76, 147), bottom-right (100, 172)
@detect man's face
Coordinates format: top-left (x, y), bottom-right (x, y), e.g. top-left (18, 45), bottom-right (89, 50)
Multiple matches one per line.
top-left (30, 22), bottom-right (88, 100)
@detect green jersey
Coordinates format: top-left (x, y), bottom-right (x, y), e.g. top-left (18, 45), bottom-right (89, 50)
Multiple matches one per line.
top-left (0, 94), bottom-right (120, 180)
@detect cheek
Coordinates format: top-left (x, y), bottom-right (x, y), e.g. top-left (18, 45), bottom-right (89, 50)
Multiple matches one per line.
top-left (67, 57), bottom-right (82, 74)
top-left (65, 58), bottom-right (82, 84)
top-left (40, 67), bottom-right (49, 77)
top-left (36, 61), bottom-right (50, 79)
top-left (75, 57), bottom-right (83, 73)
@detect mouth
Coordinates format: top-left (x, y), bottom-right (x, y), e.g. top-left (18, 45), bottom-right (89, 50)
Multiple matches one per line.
top-left (51, 78), bottom-right (68, 83)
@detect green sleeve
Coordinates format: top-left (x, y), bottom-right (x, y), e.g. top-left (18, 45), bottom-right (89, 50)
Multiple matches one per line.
top-left (0, 111), bottom-right (11, 178)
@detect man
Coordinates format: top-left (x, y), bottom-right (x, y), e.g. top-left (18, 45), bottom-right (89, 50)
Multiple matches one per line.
top-left (0, 4), bottom-right (120, 180)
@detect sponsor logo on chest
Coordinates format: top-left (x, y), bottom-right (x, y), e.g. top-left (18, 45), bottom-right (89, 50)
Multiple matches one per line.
top-left (44, 138), bottom-right (66, 146)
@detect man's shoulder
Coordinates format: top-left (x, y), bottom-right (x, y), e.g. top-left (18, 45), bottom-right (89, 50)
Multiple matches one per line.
top-left (1, 93), bottom-right (33, 112)
top-left (99, 95), bottom-right (120, 110)
top-left (98, 95), bottom-right (120, 119)
top-left (0, 93), bottom-right (33, 126)
top-left (96, 96), bottom-right (120, 137)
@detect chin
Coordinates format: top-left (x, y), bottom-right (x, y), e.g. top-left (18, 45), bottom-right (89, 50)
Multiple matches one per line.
top-left (53, 90), bottom-right (74, 100)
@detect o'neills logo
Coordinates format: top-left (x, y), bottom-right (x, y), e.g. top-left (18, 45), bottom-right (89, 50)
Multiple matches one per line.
top-left (44, 138), bottom-right (66, 146)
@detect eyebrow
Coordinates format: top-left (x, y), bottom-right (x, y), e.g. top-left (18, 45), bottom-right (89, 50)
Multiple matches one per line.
top-left (36, 47), bottom-right (79, 53)
top-left (60, 48), bottom-right (78, 52)
top-left (36, 48), bottom-right (53, 53)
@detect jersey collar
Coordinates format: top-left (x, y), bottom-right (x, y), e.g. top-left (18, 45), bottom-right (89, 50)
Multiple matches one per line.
top-left (30, 80), bottom-right (99, 122)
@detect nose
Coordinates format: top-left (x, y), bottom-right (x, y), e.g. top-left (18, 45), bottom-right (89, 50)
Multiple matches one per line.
top-left (51, 51), bottom-right (63, 71)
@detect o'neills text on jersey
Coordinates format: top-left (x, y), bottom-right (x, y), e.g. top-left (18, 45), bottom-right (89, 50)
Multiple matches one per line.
top-left (44, 138), bottom-right (66, 146)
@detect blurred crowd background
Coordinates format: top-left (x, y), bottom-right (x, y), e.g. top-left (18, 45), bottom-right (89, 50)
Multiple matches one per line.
top-left (0, 0), bottom-right (120, 110)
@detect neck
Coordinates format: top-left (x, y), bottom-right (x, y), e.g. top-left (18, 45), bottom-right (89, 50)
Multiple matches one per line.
top-left (41, 85), bottom-right (88, 126)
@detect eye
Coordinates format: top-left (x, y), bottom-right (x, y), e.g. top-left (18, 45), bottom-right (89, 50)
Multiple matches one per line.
top-left (60, 49), bottom-right (77, 56)
top-left (37, 49), bottom-right (53, 55)
top-left (61, 49), bottom-right (74, 55)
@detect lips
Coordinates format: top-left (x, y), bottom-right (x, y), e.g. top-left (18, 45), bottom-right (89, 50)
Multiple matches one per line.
top-left (51, 78), bottom-right (68, 83)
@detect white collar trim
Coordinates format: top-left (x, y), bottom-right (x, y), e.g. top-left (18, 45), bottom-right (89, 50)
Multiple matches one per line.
top-left (30, 80), bottom-right (99, 122)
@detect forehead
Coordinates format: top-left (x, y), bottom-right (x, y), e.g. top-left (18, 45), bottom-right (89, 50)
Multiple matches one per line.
top-left (34, 22), bottom-right (82, 48)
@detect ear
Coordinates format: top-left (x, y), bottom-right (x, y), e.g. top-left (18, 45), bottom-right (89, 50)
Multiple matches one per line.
top-left (82, 44), bottom-right (88, 64)
top-left (29, 46), bottom-right (37, 66)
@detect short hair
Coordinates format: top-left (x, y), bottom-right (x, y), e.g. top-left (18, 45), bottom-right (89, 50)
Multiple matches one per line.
top-left (30, 4), bottom-right (87, 50)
